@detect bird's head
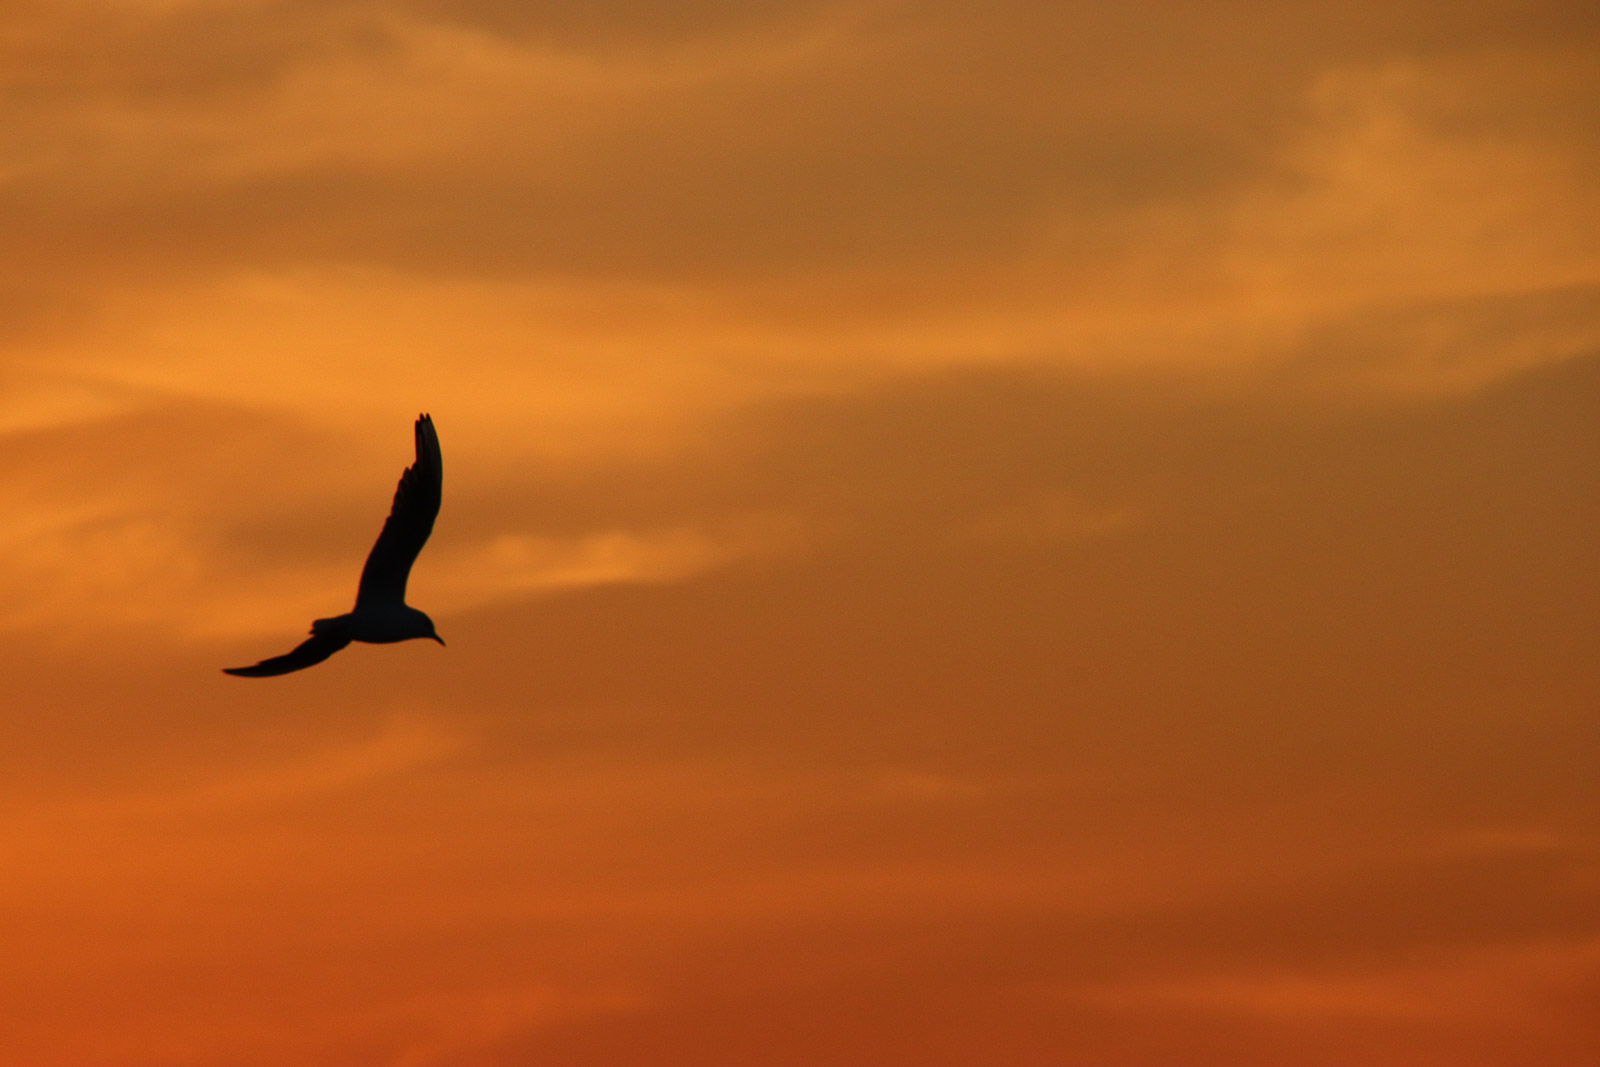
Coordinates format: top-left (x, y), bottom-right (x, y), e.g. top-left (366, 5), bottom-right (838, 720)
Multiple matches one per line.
top-left (410, 609), bottom-right (445, 646)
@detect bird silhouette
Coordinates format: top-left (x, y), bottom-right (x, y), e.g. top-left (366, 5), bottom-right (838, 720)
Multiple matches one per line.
top-left (224, 413), bottom-right (445, 677)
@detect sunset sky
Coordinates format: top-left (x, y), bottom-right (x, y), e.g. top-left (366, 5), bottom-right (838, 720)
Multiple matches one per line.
top-left (2, 2), bottom-right (1598, 1064)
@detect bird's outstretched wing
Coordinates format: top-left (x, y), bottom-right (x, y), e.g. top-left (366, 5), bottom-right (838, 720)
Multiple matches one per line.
top-left (355, 413), bottom-right (442, 608)
top-left (223, 631), bottom-right (352, 677)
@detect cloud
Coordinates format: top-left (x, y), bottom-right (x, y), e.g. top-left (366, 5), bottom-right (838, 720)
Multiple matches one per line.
top-left (3, 0), bottom-right (1594, 317)
top-left (0, 384), bottom-right (811, 641)
top-left (0, 7), bottom-right (1595, 1062)
top-left (425, 515), bottom-right (806, 614)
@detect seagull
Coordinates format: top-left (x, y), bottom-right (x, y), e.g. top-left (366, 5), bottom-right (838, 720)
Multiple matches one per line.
top-left (224, 413), bottom-right (445, 677)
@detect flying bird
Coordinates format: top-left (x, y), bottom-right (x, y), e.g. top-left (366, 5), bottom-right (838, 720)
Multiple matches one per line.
top-left (224, 413), bottom-right (445, 677)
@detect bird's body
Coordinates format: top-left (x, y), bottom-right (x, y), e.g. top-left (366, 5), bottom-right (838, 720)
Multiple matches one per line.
top-left (333, 604), bottom-right (441, 645)
top-left (225, 414), bottom-right (444, 677)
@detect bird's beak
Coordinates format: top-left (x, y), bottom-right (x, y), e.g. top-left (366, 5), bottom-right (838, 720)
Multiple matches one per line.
top-left (432, 635), bottom-right (446, 646)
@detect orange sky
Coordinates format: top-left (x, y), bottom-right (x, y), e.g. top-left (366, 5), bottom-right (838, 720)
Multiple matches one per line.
top-left (2, 2), bottom-right (1598, 1064)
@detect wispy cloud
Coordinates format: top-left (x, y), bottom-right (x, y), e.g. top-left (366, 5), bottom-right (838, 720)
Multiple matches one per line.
top-left (0, 3), bottom-right (1596, 1063)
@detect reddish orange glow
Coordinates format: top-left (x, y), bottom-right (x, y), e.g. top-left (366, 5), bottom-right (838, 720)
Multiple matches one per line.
top-left (1, 2), bottom-right (1597, 1064)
